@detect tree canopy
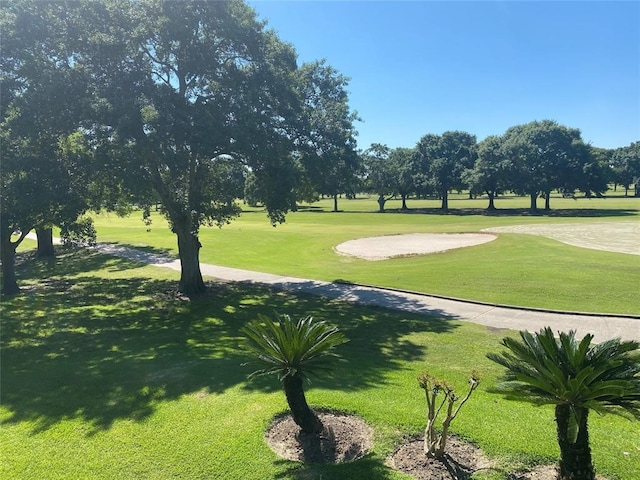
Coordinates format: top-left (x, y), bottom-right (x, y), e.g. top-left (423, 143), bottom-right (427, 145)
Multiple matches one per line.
top-left (502, 120), bottom-right (590, 210)
top-left (414, 131), bottom-right (477, 210)
top-left (1, 0), bottom-right (360, 295)
top-left (612, 142), bottom-right (640, 197)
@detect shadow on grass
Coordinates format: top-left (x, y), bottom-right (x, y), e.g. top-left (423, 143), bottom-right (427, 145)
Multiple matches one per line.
top-left (380, 207), bottom-right (638, 217)
top-left (272, 455), bottom-right (399, 480)
top-left (1, 248), bottom-right (458, 435)
top-left (93, 242), bottom-right (177, 268)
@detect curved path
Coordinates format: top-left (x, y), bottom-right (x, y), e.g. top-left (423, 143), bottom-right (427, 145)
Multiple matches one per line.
top-left (95, 243), bottom-right (639, 343)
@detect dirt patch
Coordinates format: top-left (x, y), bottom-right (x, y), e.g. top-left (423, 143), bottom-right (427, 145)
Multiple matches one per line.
top-left (507, 465), bottom-right (609, 480)
top-left (335, 233), bottom-right (497, 260)
top-left (483, 222), bottom-right (639, 256)
top-left (265, 411), bottom-right (373, 464)
top-left (390, 436), bottom-right (494, 480)
top-left (390, 438), bottom-right (610, 480)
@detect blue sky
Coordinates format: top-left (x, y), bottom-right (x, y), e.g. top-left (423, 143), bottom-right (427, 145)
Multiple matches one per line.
top-left (249, 1), bottom-right (639, 151)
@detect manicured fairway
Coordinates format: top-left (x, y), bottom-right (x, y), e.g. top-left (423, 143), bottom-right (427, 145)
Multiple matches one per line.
top-left (91, 194), bottom-right (640, 315)
top-left (1, 249), bottom-right (638, 479)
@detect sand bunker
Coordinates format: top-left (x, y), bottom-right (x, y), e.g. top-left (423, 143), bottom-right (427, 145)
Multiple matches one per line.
top-left (482, 222), bottom-right (639, 256)
top-left (335, 233), bottom-right (497, 260)
top-left (335, 222), bottom-right (638, 261)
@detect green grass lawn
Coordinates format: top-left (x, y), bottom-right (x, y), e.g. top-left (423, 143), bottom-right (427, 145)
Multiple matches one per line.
top-left (91, 193), bottom-right (640, 315)
top-left (1, 248), bottom-right (638, 479)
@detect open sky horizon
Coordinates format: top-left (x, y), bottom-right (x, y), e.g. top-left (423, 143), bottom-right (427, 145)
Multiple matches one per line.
top-left (250, 1), bottom-right (639, 151)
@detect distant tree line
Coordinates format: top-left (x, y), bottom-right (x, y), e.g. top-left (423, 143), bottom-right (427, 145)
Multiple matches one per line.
top-left (357, 124), bottom-right (639, 213)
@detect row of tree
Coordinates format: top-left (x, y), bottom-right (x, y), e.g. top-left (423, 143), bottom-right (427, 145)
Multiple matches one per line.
top-left (359, 127), bottom-right (639, 214)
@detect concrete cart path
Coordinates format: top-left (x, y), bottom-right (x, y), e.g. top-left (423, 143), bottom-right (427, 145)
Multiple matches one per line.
top-left (94, 242), bottom-right (639, 343)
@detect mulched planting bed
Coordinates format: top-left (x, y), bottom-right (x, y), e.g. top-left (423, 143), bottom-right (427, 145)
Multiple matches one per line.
top-left (264, 411), bottom-right (373, 464)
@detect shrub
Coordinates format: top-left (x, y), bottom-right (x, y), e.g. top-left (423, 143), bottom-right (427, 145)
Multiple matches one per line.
top-left (417, 370), bottom-right (480, 457)
top-left (242, 313), bottom-right (348, 434)
top-left (487, 328), bottom-right (640, 480)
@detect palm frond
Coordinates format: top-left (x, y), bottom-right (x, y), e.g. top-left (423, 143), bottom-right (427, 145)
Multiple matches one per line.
top-left (241, 313), bottom-right (348, 381)
top-left (487, 327), bottom-right (640, 414)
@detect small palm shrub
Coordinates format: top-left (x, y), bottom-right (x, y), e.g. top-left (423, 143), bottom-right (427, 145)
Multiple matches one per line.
top-left (487, 327), bottom-right (640, 480)
top-left (242, 313), bottom-right (348, 434)
top-left (417, 371), bottom-right (480, 457)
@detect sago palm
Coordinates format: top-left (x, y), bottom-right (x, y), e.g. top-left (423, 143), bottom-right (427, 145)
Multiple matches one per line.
top-left (487, 327), bottom-right (640, 480)
top-left (242, 313), bottom-right (348, 434)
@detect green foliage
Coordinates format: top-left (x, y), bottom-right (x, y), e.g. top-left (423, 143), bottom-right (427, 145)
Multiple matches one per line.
top-left (414, 130), bottom-right (477, 210)
top-left (59, 215), bottom-right (97, 247)
top-left (612, 141), bottom-right (640, 196)
top-left (488, 327), bottom-right (640, 479)
top-left (463, 135), bottom-right (510, 209)
top-left (242, 313), bottom-right (348, 382)
top-left (487, 328), bottom-right (640, 416)
top-left (362, 143), bottom-right (394, 209)
top-left (242, 313), bottom-right (349, 432)
top-left (501, 120), bottom-right (594, 210)
top-left (295, 60), bottom-right (361, 206)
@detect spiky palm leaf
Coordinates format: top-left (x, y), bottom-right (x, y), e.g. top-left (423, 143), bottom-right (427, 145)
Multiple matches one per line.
top-left (241, 313), bottom-right (348, 381)
top-left (487, 327), bottom-right (640, 418)
top-left (489, 326), bottom-right (640, 462)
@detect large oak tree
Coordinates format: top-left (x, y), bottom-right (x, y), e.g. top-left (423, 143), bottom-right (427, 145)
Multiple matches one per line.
top-left (462, 135), bottom-right (510, 210)
top-left (295, 60), bottom-right (360, 212)
top-left (502, 120), bottom-right (589, 211)
top-left (413, 131), bottom-right (477, 211)
top-left (1, 1), bottom-right (103, 293)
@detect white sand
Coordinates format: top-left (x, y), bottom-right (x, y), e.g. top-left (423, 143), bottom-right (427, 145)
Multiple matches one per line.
top-left (335, 233), bottom-right (497, 260)
top-left (335, 221), bottom-right (639, 260)
top-left (482, 222), bottom-right (639, 256)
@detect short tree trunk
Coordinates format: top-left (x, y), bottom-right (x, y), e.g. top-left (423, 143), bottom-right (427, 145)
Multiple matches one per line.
top-left (487, 192), bottom-right (496, 210)
top-left (377, 194), bottom-right (386, 213)
top-left (175, 227), bottom-right (206, 296)
top-left (544, 191), bottom-right (551, 210)
top-left (36, 227), bottom-right (55, 258)
top-left (283, 374), bottom-right (322, 434)
top-left (529, 192), bottom-right (538, 211)
top-left (401, 194), bottom-right (408, 210)
top-left (0, 229), bottom-right (20, 296)
top-left (555, 405), bottom-right (595, 480)
top-left (441, 191), bottom-right (448, 211)
top-left (332, 194), bottom-right (339, 212)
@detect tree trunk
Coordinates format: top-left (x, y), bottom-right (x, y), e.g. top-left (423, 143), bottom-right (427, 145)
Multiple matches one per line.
top-left (0, 227), bottom-right (20, 296)
top-left (555, 405), bottom-right (595, 480)
top-left (487, 192), bottom-right (496, 210)
top-left (332, 194), bottom-right (338, 212)
top-left (401, 194), bottom-right (408, 210)
top-left (530, 192), bottom-right (538, 211)
top-left (283, 374), bottom-right (322, 434)
top-left (544, 191), bottom-right (551, 210)
top-left (377, 194), bottom-right (386, 213)
top-left (175, 226), bottom-right (206, 296)
top-left (441, 191), bottom-right (448, 211)
top-left (36, 227), bottom-right (55, 258)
